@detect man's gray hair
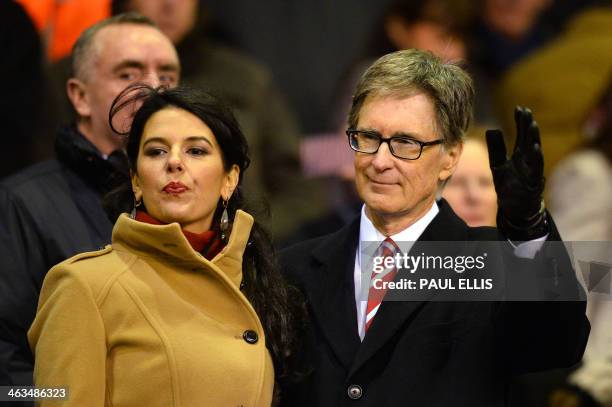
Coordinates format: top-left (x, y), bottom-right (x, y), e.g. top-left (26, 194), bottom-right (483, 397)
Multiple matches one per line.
top-left (71, 12), bottom-right (157, 81)
top-left (348, 49), bottom-right (474, 145)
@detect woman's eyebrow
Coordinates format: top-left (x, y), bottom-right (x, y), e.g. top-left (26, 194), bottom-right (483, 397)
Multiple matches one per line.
top-left (184, 136), bottom-right (213, 147)
top-left (143, 136), bottom-right (213, 148)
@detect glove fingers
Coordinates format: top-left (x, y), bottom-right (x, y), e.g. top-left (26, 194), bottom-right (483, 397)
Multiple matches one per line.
top-left (514, 107), bottom-right (523, 154)
top-left (526, 121), bottom-right (544, 178)
top-left (521, 108), bottom-right (534, 153)
top-left (515, 106), bottom-right (533, 154)
top-left (485, 129), bottom-right (507, 168)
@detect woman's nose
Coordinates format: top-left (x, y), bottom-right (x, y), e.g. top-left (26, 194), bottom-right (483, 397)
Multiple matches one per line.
top-left (167, 151), bottom-right (183, 172)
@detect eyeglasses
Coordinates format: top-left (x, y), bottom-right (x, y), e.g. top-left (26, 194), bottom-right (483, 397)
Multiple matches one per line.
top-left (346, 129), bottom-right (444, 160)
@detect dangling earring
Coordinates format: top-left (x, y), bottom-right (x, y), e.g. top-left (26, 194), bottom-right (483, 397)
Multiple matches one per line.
top-left (220, 198), bottom-right (229, 243)
top-left (130, 198), bottom-right (142, 219)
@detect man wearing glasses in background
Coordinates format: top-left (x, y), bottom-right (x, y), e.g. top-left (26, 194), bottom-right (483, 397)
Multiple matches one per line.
top-left (280, 49), bottom-right (589, 406)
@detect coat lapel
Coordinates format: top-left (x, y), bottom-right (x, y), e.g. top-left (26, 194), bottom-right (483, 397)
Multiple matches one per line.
top-left (304, 218), bottom-right (362, 370)
top-left (349, 199), bottom-right (469, 375)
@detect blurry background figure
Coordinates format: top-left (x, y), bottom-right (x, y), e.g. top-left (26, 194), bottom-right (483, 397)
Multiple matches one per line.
top-left (48, 0), bottom-right (324, 241)
top-left (483, 0), bottom-right (551, 40)
top-left (0, 0), bottom-right (55, 178)
top-left (16, 0), bottom-right (110, 61)
top-left (549, 76), bottom-right (612, 242)
top-left (370, 0), bottom-right (471, 62)
top-left (442, 136), bottom-right (498, 227)
top-left (546, 76), bottom-right (612, 407)
top-left (495, 1), bottom-right (612, 178)
top-left (470, 0), bottom-right (555, 79)
top-left (470, 0), bottom-right (602, 79)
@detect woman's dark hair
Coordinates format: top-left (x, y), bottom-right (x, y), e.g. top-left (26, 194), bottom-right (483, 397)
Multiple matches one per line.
top-left (105, 84), bottom-right (305, 394)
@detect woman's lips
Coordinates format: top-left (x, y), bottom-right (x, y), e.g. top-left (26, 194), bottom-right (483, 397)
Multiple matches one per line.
top-left (163, 182), bottom-right (188, 194)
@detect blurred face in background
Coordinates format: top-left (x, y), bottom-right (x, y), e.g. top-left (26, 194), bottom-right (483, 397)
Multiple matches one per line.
top-left (386, 16), bottom-right (466, 62)
top-left (127, 0), bottom-right (198, 44)
top-left (483, 0), bottom-right (551, 40)
top-left (68, 23), bottom-right (180, 156)
top-left (442, 139), bottom-right (498, 227)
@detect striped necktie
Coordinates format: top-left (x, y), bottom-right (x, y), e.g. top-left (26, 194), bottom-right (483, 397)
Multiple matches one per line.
top-left (365, 237), bottom-right (400, 333)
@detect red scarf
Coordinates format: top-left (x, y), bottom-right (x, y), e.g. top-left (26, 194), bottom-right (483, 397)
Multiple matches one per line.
top-left (135, 210), bottom-right (225, 260)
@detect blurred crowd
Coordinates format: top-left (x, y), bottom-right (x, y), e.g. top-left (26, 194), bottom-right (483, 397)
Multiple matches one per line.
top-left (1, 0), bottom-right (611, 406)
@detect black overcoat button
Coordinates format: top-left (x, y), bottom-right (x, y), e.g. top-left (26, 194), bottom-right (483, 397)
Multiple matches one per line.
top-left (243, 330), bottom-right (258, 344)
top-left (347, 384), bottom-right (363, 400)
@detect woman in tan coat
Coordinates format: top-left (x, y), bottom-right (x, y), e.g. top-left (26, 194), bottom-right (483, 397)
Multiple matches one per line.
top-left (28, 85), bottom-right (301, 406)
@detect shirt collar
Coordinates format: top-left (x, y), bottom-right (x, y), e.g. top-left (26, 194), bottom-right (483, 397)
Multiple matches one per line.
top-left (359, 201), bottom-right (440, 244)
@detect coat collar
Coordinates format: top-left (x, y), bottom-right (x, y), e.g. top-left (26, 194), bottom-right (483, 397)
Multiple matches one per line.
top-left (420, 198), bottom-right (469, 241)
top-left (55, 124), bottom-right (129, 194)
top-left (111, 210), bottom-right (254, 289)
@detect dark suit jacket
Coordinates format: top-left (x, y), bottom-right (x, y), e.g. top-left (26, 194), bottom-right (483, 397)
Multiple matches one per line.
top-left (280, 200), bottom-right (589, 406)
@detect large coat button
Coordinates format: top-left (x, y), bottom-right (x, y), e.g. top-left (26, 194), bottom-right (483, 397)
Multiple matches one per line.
top-left (243, 330), bottom-right (258, 344)
top-left (347, 384), bottom-right (363, 400)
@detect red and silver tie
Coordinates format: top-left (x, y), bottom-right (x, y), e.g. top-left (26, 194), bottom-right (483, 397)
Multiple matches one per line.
top-left (365, 237), bottom-right (400, 333)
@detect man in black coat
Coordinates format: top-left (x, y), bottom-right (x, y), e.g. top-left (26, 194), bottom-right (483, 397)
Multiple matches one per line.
top-left (0, 13), bottom-right (180, 389)
top-left (280, 49), bottom-right (589, 406)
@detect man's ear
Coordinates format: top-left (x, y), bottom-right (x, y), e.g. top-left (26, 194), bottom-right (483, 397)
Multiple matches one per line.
top-left (439, 142), bottom-right (463, 182)
top-left (67, 78), bottom-right (91, 118)
top-left (221, 165), bottom-right (240, 201)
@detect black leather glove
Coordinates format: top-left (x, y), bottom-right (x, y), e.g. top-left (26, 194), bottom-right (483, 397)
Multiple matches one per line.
top-left (486, 106), bottom-right (548, 241)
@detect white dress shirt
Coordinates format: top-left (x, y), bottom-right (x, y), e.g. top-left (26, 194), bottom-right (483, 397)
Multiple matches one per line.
top-left (354, 202), bottom-right (439, 340)
top-left (353, 201), bottom-right (547, 340)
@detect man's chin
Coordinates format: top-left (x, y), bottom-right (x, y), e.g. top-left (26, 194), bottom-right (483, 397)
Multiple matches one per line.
top-left (362, 189), bottom-right (399, 208)
top-left (363, 200), bottom-right (402, 218)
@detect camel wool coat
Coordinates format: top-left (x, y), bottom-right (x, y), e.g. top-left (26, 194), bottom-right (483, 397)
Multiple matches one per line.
top-left (28, 210), bottom-right (274, 407)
